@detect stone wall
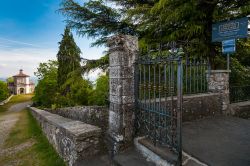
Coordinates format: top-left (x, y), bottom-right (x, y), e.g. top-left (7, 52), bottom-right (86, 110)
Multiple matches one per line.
top-left (151, 93), bottom-right (221, 122)
top-left (230, 101), bottom-right (250, 119)
top-left (182, 93), bottom-right (221, 121)
top-left (29, 107), bottom-right (102, 166)
top-left (0, 95), bottom-right (13, 106)
top-left (46, 106), bottom-right (108, 131)
top-left (207, 70), bottom-right (230, 114)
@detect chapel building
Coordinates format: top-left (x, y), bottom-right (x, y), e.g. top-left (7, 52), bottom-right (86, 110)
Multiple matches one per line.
top-left (8, 69), bottom-right (35, 95)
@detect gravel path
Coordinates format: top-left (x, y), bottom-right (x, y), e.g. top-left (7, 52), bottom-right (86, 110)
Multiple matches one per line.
top-left (0, 101), bottom-right (32, 158)
top-left (8, 101), bottom-right (32, 112)
top-left (0, 114), bottom-right (19, 147)
top-left (0, 139), bottom-right (35, 156)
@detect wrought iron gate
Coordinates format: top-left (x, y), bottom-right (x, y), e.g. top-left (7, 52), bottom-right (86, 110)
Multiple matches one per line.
top-left (135, 53), bottom-right (183, 164)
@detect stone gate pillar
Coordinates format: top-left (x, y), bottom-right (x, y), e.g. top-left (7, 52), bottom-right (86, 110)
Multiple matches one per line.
top-left (107, 35), bottom-right (138, 153)
top-left (207, 70), bottom-right (231, 114)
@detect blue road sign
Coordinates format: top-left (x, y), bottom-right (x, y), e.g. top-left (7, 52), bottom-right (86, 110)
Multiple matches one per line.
top-left (212, 17), bottom-right (248, 42)
top-left (222, 39), bottom-right (235, 54)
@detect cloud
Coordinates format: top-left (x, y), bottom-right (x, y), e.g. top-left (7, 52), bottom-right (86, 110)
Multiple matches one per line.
top-left (0, 46), bottom-right (57, 77)
top-left (0, 63), bottom-right (7, 67)
top-left (0, 36), bottom-right (106, 79)
top-left (0, 37), bottom-right (41, 48)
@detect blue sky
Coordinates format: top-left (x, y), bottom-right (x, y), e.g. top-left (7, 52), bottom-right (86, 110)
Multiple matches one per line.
top-left (0, 0), bottom-right (105, 78)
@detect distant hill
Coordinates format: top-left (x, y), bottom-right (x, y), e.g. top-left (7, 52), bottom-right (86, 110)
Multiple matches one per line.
top-left (0, 78), bottom-right (6, 82)
top-left (0, 77), bottom-right (38, 85)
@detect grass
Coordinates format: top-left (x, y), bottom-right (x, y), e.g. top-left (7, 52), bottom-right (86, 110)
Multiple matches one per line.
top-left (0, 94), bottom-right (33, 113)
top-left (1, 109), bottom-right (65, 166)
top-left (0, 94), bottom-right (65, 166)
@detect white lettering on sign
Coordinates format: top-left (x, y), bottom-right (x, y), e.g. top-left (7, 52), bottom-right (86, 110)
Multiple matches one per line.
top-left (219, 22), bottom-right (240, 33)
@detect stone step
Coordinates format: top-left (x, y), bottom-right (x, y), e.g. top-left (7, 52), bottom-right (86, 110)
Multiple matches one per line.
top-left (137, 137), bottom-right (178, 164)
top-left (76, 155), bottom-right (115, 166)
top-left (113, 147), bottom-right (155, 166)
top-left (76, 148), bottom-right (155, 166)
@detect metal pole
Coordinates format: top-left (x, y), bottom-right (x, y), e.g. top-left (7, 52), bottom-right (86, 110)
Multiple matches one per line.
top-left (177, 56), bottom-right (183, 166)
top-left (227, 53), bottom-right (230, 70)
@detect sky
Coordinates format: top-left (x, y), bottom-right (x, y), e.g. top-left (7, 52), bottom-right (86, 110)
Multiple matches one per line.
top-left (0, 0), bottom-right (105, 78)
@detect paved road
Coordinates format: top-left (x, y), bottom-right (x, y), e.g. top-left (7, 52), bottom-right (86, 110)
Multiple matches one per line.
top-left (183, 116), bottom-right (250, 166)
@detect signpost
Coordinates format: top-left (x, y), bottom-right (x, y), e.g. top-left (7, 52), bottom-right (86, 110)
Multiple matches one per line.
top-left (212, 17), bottom-right (248, 42)
top-left (222, 39), bottom-right (236, 54)
top-left (212, 17), bottom-right (249, 70)
top-left (222, 39), bottom-right (236, 70)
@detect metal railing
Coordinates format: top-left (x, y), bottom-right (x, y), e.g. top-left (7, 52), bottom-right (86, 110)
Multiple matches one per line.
top-left (135, 55), bottom-right (183, 164)
top-left (135, 46), bottom-right (210, 165)
top-left (183, 57), bottom-right (210, 95)
top-left (230, 85), bottom-right (250, 103)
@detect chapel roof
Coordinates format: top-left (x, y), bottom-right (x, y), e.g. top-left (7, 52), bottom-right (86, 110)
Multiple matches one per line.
top-left (13, 69), bottom-right (30, 77)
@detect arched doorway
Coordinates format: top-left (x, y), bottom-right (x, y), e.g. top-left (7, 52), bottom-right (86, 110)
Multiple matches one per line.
top-left (20, 88), bottom-right (25, 94)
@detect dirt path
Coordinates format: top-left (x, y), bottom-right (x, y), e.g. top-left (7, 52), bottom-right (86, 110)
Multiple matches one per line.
top-left (0, 101), bottom-right (32, 156)
top-left (8, 101), bottom-right (32, 112)
top-left (0, 114), bottom-right (19, 148)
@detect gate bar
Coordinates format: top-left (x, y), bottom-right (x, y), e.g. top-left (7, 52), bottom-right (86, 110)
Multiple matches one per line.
top-left (177, 56), bottom-right (183, 166)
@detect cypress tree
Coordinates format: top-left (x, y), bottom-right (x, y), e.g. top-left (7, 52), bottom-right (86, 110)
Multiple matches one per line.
top-left (57, 27), bottom-right (82, 93)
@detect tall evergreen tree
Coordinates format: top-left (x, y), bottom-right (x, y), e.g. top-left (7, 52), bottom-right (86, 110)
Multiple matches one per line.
top-left (57, 27), bottom-right (82, 90)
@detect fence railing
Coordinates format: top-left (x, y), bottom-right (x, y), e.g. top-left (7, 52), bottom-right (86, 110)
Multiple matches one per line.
top-left (135, 55), bottom-right (183, 163)
top-left (183, 57), bottom-right (210, 95)
top-left (137, 54), bottom-right (210, 96)
top-left (230, 85), bottom-right (250, 103)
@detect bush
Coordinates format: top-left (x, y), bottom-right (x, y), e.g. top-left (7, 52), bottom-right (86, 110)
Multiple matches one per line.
top-left (0, 81), bottom-right (9, 101)
top-left (89, 75), bottom-right (109, 106)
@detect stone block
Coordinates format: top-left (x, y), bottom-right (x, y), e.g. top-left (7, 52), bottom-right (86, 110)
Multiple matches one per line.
top-left (109, 51), bottom-right (131, 67)
top-left (110, 78), bottom-right (134, 96)
top-left (109, 66), bottom-right (134, 79)
top-left (109, 94), bottom-right (134, 104)
top-left (46, 106), bottom-right (109, 131)
top-left (29, 107), bottom-right (102, 166)
top-left (108, 110), bottom-right (123, 135)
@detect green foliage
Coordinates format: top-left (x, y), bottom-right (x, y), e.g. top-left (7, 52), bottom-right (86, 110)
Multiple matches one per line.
top-left (61, 0), bottom-right (250, 86)
top-left (82, 54), bottom-right (109, 73)
top-left (56, 70), bottom-right (93, 107)
top-left (0, 81), bottom-right (9, 101)
top-left (230, 58), bottom-right (250, 86)
top-left (59, 0), bottom-right (137, 46)
top-left (33, 60), bottom-right (58, 108)
top-left (229, 38), bottom-right (250, 85)
top-left (55, 27), bottom-right (94, 107)
top-left (34, 60), bottom-right (58, 80)
top-left (57, 27), bottom-right (81, 88)
top-left (33, 78), bottom-right (58, 108)
top-left (89, 75), bottom-right (109, 106)
top-left (6, 77), bottom-right (14, 83)
top-left (33, 60), bottom-right (107, 107)
top-left (128, 0), bottom-right (250, 60)
top-left (60, 0), bottom-right (250, 59)
top-left (34, 27), bottom-right (96, 108)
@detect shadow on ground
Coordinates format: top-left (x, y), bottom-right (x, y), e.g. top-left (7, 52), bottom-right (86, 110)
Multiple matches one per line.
top-left (183, 116), bottom-right (250, 166)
